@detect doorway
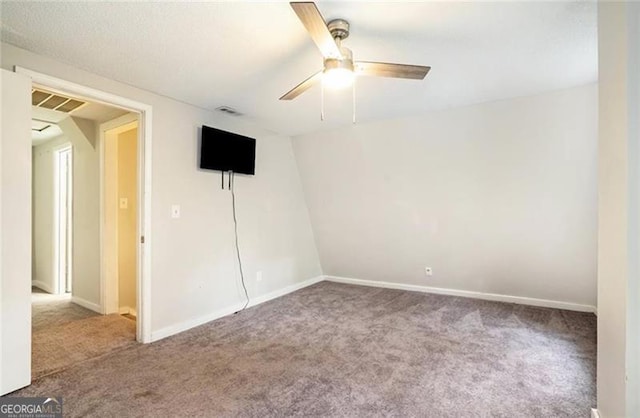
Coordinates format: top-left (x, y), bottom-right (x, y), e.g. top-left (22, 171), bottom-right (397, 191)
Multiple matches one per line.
top-left (102, 118), bottom-right (139, 318)
top-left (29, 87), bottom-right (140, 379)
top-left (17, 66), bottom-right (153, 345)
top-left (55, 145), bottom-right (72, 295)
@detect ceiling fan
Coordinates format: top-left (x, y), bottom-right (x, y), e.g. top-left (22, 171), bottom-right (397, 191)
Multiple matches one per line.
top-left (280, 1), bottom-right (431, 101)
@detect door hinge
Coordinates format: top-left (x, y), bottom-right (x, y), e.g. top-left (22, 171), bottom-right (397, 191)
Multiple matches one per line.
top-left (140, 236), bottom-right (145, 244)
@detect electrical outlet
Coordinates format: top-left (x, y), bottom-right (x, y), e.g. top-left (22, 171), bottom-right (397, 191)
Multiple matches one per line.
top-left (171, 205), bottom-right (181, 219)
top-left (256, 271), bottom-right (263, 282)
top-left (425, 267), bottom-right (433, 277)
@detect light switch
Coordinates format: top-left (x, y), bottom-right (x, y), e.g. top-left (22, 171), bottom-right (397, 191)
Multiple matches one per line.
top-left (171, 205), bottom-right (181, 219)
top-left (119, 198), bottom-right (128, 209)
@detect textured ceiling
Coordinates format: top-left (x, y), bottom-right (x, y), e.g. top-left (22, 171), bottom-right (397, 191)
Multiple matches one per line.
top-left (1, 1), bottom-right (597, 136)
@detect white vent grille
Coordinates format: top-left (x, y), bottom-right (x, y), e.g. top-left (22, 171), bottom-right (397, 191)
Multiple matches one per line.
top-left (215, 106), bottom-right (243, 116)
top-left (32, 88), bottom-right (86, 113)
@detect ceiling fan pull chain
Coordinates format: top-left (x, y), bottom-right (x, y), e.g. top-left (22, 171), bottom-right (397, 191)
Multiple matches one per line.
top-left (320, 79), bottom-right (325, 121)
top-left (352, 77), bottom-right (356, 124)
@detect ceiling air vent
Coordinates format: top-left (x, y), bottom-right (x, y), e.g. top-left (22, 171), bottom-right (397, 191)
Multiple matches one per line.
top-left (215, 106), bottom-right (243, 116)
top-left (32, 88), bottom-right (86, 113)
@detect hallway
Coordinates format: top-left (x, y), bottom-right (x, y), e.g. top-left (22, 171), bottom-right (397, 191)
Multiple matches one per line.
top-left (31, 288), bottom-right (136, 380)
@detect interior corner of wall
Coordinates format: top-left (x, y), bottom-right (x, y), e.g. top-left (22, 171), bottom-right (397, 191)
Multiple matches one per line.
top-left (59, 116), bottom-right (97, 150)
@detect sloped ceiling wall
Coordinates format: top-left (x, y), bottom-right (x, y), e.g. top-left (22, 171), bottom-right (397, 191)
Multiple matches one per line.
top-left (293, 84), bottom-right (598, 308)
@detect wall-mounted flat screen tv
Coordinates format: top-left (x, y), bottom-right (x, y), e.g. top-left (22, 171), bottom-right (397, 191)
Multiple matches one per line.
top-left (199, 125), bottom-right (256, 175)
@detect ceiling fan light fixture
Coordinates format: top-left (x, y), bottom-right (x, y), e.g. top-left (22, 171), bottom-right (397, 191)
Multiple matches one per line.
top-left (323, 67), bottom-right (354, 89)
top-left (323, 55), bottom-right (355, 90)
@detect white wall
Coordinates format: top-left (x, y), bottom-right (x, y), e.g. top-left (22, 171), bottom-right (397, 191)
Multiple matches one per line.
top-left (0, 43), bottom-right (321, 338)
top-left (597, 2), bottom-right (640, 417)
top-left (151, 123), bottom-right (322, 333)
top-left (102, 114), bottom-right (138, 315)
top-left (293, 84), bottom-right (597, 308)
top-left (32, 136), bottom-right (70, 293)
top-left (629, 5), bottom-right (640, 414)
top-left (64, 117), bottom-right (100, 307)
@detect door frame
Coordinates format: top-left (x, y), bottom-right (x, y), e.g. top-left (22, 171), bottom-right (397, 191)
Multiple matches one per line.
top-left (99, 116), bottom-right (139, 316)
top-left (16, 66), bottom-right (153, 343)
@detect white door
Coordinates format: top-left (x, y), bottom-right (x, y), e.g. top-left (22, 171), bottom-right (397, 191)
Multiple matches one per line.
top-left (0, 69), bottom-right (32, 394)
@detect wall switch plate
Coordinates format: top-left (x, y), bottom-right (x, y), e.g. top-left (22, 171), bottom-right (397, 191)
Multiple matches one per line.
top-left (119, 198), bottom-right (128, 209)
top-left (256, 271), bottom-right (263, 282)
top-left (425, 267), bottom-right (433, 277)
top-left (171, 205), bottom-right (181, 219)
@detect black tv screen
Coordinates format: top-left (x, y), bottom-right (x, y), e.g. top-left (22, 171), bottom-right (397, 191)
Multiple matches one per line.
top-left (199, 125), bottom-right (256, 175)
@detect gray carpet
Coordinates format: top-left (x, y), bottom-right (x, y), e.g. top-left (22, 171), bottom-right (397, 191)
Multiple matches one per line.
top-left (31, 287), bottom-right (98, 332)
top-left (14, 282), bottom-right (595, 417)
top-left (31, 288), bottom-right (137, 379)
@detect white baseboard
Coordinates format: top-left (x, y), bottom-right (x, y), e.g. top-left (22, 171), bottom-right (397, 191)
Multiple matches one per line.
top-left (150, 275), bottom-right (324, 342)
top-left (246, 275), bottom-right (324, 307)
top-left (324, 275), bottom-right (597, 314)
top-left (151, 302), bottom-right (245, 343)
top-left (71, 296), bottom-right (102, 314)
top-left (31, 280), bottom-right (54, 294)
top-left (118, 306), bottom-right (137, 317)
top-left (590, 408), bottom-right (600, 418)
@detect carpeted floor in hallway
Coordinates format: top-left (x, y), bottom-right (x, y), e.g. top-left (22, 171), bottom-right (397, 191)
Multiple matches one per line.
top-left (31, 287), bottom-right (137, 379)
top-left (16, 282), bottom-right (595, 417)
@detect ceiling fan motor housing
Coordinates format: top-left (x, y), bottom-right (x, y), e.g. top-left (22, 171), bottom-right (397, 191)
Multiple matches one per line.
top-left (327, 19), bottom-right (350, 40)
